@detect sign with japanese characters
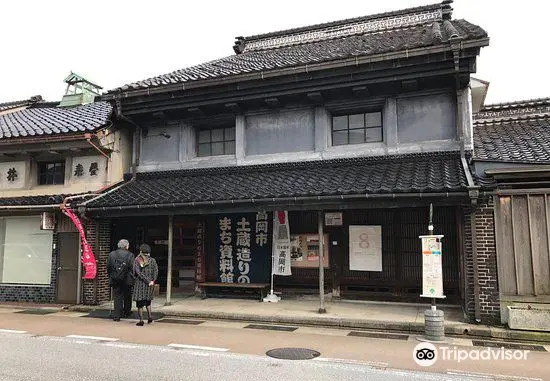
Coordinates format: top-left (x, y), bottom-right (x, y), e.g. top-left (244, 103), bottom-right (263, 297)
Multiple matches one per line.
top-left (0, 161), bottom-right (26, 189)
top-left (419, 235), bottom-right (445, 299)
top-left (195, 221), bottom-right (206, 283)
top-left (272, 211), bottom-right (292, 276)
top-left (349, 226), bottom-right (382, 271)
top-left (216, 212), bottom-right (272, 283)
top-left (324, 212), bottom-right (343, 226)
top-left (71, 156), bottom-right (106, 183)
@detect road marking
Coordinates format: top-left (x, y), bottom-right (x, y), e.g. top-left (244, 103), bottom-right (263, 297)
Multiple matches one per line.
top-left (103, 342), bottom-right (143, 349)
top-left (167, 343), bottom-right (229, 352)
top-left (66, 335), bottom-right (118, 342)
top-left (313, 357), bottom-right (389, 368)
top-left (0, 329), bottom-right (27, 334)
top-left (446, 369), bottom-right (542, 380)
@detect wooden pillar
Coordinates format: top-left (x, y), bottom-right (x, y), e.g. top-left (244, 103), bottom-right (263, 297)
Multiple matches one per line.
top-left (318, 211), bottom-right (326, 313)
top-left (165, 215), bottom-right (174, 306)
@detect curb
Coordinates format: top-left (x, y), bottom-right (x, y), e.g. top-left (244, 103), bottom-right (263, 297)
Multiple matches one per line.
top-left (59, 305), bottom-right (550, 344)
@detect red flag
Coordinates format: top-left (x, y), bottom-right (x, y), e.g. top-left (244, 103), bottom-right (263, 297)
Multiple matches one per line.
top-left (62, 208), bottom-right (97, 279)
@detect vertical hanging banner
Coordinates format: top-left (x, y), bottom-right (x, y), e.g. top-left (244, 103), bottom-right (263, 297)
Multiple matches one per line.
top-left (419, 235), bottom-right (445, 299)
top-left (195, 221), bottom-right (206, 283)
top-left (272, 211), bottom-right (292, 276)
top-left (216, 212), bottom-right (272, 283)
top-left (61, 208), bottom-right (97, 280)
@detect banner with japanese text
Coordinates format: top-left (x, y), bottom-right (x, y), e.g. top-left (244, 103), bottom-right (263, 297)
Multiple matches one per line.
top-left (216, 212), bottom-right (272, 283)
top-left (419, 235), bottom-right (445, 299)
top-left (272, 211), bottom-right (292, 276)
top-left (61, 208), bottom-right (97, 280)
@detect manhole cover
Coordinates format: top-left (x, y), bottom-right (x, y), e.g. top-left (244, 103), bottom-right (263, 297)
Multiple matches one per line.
top-left (266, 348), bottom-right (320, 360)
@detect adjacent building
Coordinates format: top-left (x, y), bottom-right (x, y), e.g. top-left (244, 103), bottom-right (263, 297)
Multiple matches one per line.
top-left (0, 73), bottom-right (132, 304)
top-left (472, 98), bottom-right (550, 327)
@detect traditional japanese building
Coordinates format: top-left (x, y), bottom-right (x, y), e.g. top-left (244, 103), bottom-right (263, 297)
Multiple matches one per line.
top-left (80, 1), bottom-right (496, 323)
top-left (472, 98), bottom-right (550, 328)
top-left (0, 73), bottom-right (133, 304)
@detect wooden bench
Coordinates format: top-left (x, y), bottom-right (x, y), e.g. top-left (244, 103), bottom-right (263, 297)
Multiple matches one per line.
top-left (198, 282), bottom-right (270, 302)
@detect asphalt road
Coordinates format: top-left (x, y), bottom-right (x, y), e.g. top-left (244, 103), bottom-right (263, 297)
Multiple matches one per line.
top-left (0, 308), bottom-right (548, 380)
top-left (0, 332), bottom-right (517, 381)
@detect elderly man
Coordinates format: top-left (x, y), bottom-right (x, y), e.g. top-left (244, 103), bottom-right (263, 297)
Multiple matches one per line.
top-left (107, 239), bottom-right (135, 321)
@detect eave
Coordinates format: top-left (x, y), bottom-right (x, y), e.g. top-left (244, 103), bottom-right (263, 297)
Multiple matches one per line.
top-left (104, 38), bottom-right (489, 103)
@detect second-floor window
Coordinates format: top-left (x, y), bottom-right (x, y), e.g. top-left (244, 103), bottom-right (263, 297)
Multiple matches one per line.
top-left (332, 111), bottom-right (383, 146)
top-left (38, 161), bottom-right (65, 185)
top-left (197, 126), bottom-right (236, 157)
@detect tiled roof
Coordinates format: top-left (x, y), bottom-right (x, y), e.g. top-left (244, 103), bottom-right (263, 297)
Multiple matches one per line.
top-left (85, 152), bottom-right (468, 209)
top-left (0, 194), bottom-right (67, 207)
top-left (0, 96), bottom-right (43, 113)
top-left (474, 98), bottom-right (550, 163)
top-left (0, 101), bottom-right (113, 140)
top-left (112, 1), bottom-right (487, 93)
top-left (474, 97), bottom-right (550, 123)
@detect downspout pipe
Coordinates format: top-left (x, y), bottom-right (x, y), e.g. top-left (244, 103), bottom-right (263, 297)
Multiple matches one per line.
top-left (454, 41), bottom-right (482, 323)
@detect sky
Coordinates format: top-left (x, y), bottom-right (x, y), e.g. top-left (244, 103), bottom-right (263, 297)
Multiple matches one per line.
top-left (0, 0), bottom-right (547, 104)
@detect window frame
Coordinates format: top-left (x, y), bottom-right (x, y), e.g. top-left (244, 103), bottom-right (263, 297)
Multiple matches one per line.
top-left (331, 110), bottom-right (384, 146)
top-left (37, 161), bottom-right (65, 185)
top-left (196, 125), bottom-right (236, 157)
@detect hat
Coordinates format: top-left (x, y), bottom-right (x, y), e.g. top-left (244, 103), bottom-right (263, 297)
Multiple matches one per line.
top-left (139, 243), bottom-right (151, 254)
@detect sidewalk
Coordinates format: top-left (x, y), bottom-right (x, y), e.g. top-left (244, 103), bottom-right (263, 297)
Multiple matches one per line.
top-left (3, 296), bottom-right (550, 343)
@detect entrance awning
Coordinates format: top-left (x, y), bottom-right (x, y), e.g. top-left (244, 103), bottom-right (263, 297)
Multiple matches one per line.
top-left (82, 152), bottom-right (469, 214)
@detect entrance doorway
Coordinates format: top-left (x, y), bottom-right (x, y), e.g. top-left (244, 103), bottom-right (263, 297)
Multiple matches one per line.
top-left (56, 232), bottom-right (80, 303)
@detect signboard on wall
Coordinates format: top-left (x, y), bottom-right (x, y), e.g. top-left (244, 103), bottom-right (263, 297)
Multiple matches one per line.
top-left (216, 212), bottom-right (272, 283)
top-left (272, 211), bottom-right (292, 276)
top-left (325, 212), bottom-right (343, 226)
top-left (420, 235), bottom-right (445, 298)
top-left (349, 226), bottom-right (382, 271)
top-left (290, 233), bottom-right (329, 268)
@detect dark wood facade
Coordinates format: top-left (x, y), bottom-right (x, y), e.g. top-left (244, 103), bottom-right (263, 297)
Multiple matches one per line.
top-left (108, 204), bottom-right (462, 303)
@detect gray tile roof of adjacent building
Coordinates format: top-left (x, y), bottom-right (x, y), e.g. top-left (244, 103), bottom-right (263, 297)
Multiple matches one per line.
top-left (0, 194), bottom-right (68, 207)
top-left (111, 1), bottom-right (487, 93)
top-left (473, 98), bottom-right (550, 163)
top-left (0, 95), bottom-right (44, 113)
top-left (85, 151), bottom-right (468, 209)
top-left (0, 101), bottom-right (113, 140)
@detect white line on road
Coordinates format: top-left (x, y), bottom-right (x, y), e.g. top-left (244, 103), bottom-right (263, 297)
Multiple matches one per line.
top-left (0, 329), bottom-right (27, 334)
top-left (66, 335), bottom-right (119, 342)
top-left (167, 343), bottom-right (229, 352)
top-left (103, 343), bottom-right (143, 349)
top-left (313, 357), bottom-right (389, 368)
top-left (446, 369), bottom-right (542, 381)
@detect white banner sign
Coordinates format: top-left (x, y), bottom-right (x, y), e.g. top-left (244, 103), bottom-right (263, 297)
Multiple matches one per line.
top-left (272, 211), bottom-right (292, 276)
top-left (419, 235), bottom-right (446, 299)
top-left (349, 226), bottom-right (382, 271)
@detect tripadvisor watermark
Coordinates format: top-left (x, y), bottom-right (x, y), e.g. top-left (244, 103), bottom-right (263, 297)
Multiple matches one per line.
top-left (413, 342), bottom-right (529, 367)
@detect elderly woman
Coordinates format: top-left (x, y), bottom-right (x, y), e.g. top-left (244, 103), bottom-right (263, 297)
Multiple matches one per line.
top-left (133, 243), bottom-right (158, 326)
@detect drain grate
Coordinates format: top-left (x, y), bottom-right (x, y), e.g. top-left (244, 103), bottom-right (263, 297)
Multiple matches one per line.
top-left (156, 318), bottom-right (204, 325)
top-left (245, 324), bottom-right (297, 332)
top-left (472, 340), bottom-right (547, 352)
top-left (348, 331), bottom-right (409, 340)
top-left (16, 309), bottom-right (56, 315)
top-left (266, 348), bottom-right (320, 360)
